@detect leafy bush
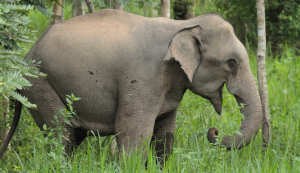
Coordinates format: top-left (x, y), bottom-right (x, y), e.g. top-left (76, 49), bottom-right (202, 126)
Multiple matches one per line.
top-left (0, 1), bottom-right (42, 126)
top-left (0, 3), bottom-right (33, 50)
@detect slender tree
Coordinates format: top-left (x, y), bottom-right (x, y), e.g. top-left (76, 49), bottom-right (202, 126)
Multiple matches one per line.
top-left (161, 0), bottom-right (170, 18)
top-left (52, 0), bottom-right (64, 24)
top-left (256, 0), bottom-right (270, 147)
top-left (72, 0), bottom-right (83, 17)
top-left (85, 0), bottom-right (94, 13)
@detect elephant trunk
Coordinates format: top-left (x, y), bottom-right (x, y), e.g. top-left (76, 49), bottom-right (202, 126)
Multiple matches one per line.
top-left (208, 68), bottom-right (263, 149)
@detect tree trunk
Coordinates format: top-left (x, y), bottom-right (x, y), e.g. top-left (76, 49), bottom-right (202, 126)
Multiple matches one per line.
top-left (72, 0), bottom-right (83, 17)
top-left (256, 0), bottom-right (270, 148)
top-left (52, 0), bottom-right (64, 24)
top-left (161, 0), bottom-right (170, 18)
top-left (84, 0), bottom-right (94, 13)
top-left (173, 0), bottom-right (194, 20)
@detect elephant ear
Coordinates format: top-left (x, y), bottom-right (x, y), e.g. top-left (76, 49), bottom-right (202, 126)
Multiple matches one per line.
top-left (164, 25), bottom-right (203, 82)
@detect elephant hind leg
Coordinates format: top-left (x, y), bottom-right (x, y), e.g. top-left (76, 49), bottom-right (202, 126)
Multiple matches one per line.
top-left (151, 111), bottom-right (176, 165)
top-left (21, 77), bottom-right (66, 128)
top-left (22, 78), bottom-right (89, 155)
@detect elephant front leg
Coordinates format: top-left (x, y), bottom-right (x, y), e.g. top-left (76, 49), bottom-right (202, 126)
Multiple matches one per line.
top-left (115, 82), bottom-right (163, 155)
top-left (115, 114), bottom-right (156, 154)
top-left (151, 110), bottom-right (176, 165)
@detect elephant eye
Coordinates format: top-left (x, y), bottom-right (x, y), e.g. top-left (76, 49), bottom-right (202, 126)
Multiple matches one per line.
top-left (226, 58), bottom-right (238, 75)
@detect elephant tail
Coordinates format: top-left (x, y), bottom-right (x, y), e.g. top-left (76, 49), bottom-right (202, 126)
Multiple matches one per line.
top-left (0, 100), bottom-right (22, 159)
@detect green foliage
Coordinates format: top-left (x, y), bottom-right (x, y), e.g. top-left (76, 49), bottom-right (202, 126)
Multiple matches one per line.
top-left (213, 0), bottom-right (300, 52)
top-left (0, 2), bottom-right (33, 50)
top-left (63, 93), bottom-right (81, 125)
top-left (64, 2), bottom-right (73, 19)
top-left (122, 0), bottom-right (160, 17)
top-left (266, 1), bottom-right (300, 51)
top-left (0, 1), bottom-right (43, 108)
top-left (28, 9), bottom-right (50, 36)
top-left (0, 55), bottom-right (42, 108)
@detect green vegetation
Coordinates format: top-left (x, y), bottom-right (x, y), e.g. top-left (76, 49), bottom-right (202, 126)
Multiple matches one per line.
top-left (0, 3), bottom-right (43, 109)
top-left (1, 50), bottom-right (299, 172)
top-left (0, 0), bottom-right (300, 172)
top-left (214, 0), bottom-right (300, 52)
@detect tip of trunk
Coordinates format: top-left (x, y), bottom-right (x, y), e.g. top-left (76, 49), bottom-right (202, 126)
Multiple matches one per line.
top-left (207, 128), bottom-right (258, 150)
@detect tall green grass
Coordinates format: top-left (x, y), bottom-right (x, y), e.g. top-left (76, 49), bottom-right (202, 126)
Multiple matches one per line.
top-left (0, 49), bottom-right (299, 173)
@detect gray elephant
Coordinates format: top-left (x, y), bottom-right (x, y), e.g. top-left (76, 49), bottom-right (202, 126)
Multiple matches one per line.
top-left (0, 9), bottom-right (262, 161)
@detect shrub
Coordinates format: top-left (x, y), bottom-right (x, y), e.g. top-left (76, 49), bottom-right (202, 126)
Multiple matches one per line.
top-left (0, 1), bottom-right (43, 132)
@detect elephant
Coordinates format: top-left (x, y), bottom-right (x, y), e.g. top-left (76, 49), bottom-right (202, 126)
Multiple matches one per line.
top-left (0, 9), bottom-right (263, 161)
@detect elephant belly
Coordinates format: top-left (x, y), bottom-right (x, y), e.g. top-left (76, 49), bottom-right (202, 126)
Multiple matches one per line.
top-left (72, 94), bottom-right (117, 135)
top-left (51, 73), bottom-right (118, 135)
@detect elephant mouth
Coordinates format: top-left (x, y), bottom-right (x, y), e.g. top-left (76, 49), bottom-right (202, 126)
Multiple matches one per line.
top-left (208, 83), bottom-right (225, 115)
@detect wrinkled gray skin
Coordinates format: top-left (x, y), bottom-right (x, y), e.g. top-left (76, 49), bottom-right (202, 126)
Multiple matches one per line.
top-left (21, 9), bottom-right (262, 160)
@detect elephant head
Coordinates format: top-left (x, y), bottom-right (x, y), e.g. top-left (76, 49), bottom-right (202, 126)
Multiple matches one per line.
top-left (164, 14), bottom-right (263, 149)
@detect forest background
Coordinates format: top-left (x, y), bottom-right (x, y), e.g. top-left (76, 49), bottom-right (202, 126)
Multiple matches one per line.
top-left (0, 0), bottom-right (299, 172)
